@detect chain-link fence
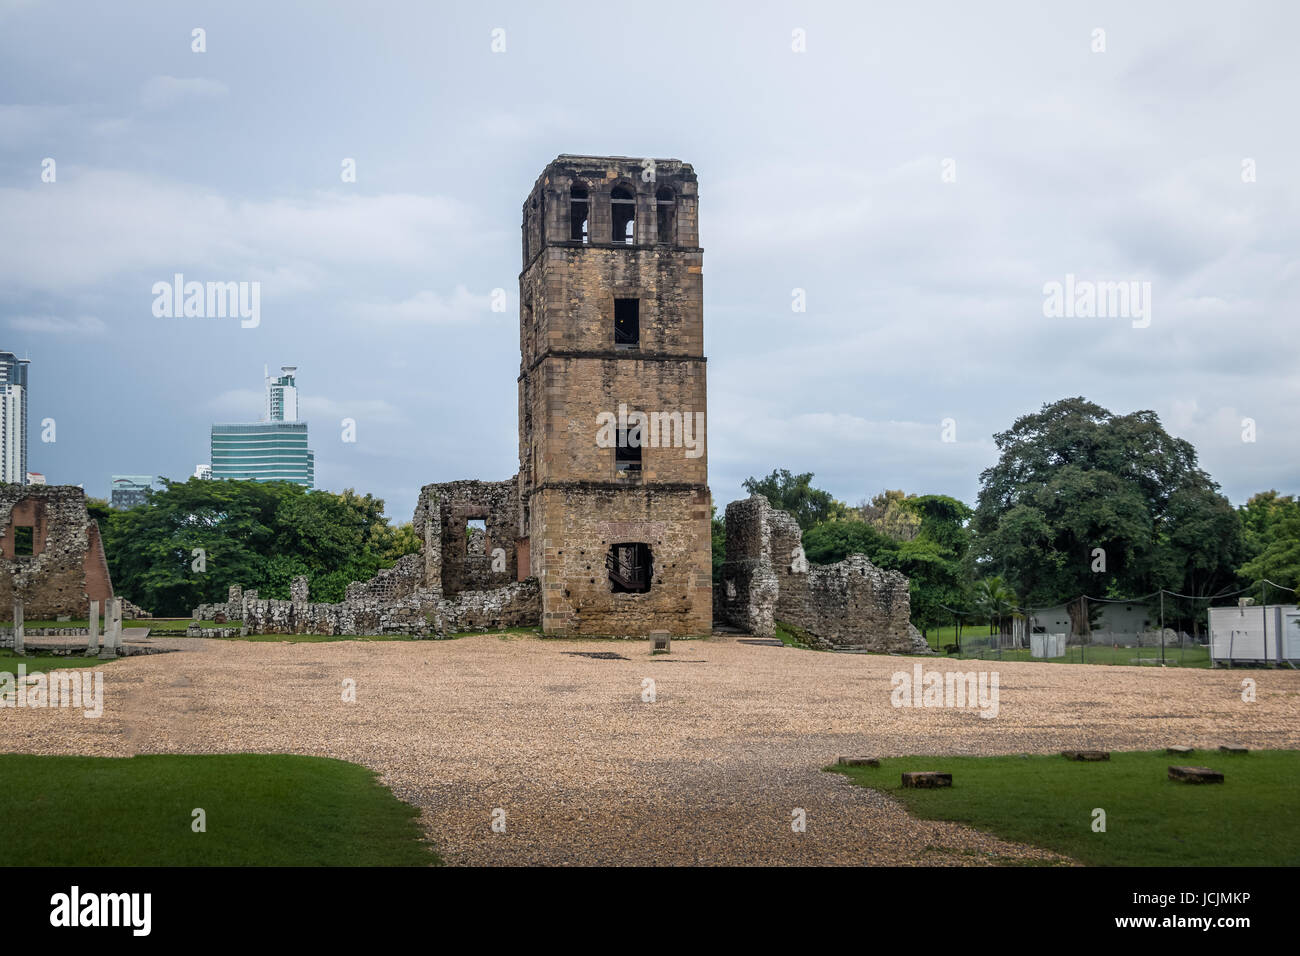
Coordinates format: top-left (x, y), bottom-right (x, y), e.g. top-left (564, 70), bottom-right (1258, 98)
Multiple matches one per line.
top-left (928, 580), bottom-right (1299, 668)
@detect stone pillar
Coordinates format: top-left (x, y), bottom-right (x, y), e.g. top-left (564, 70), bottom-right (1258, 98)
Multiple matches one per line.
top-left (290, 575), bottom-right (310, 604)
top-left (100, 597), bottom-right (122, 658)
top-left (12, 597), bottom-right (24, 656)
top-left (86, 599), bottom-right (101, 656)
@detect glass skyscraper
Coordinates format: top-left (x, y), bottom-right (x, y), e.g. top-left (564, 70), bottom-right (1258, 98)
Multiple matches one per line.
top-left (210, 364), bottom-right (315, 487)
top-left (0, 351), bottom-right (30, 486)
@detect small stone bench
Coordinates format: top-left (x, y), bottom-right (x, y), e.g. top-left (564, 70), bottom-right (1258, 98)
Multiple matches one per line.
top-left (1218, 745), bottom-right (1249, 754)
top-left (1166, 745), bottom-right (1194, 755)
top-left (902, 771), bottom-right (952, 789)
top-left (1061, 750), bottom-right (1110, 761)
top-left (1169, 765), bottom-right (1224, 784)
top-left (837, 757), bottom-right (880, 768)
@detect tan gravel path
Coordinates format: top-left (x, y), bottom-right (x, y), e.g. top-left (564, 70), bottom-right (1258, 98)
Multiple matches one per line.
top-left (4, 633), bottom-right (1298, 865)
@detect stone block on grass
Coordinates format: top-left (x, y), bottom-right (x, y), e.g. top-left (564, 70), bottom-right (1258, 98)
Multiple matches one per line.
top-left (837, 757), bottom-right (880, 767)
top-left (1061, 750), bottom-right (1110, 761)
top-left (1168, 765), bottom-right (1224, 784)
top-left (902, 771), bottom-right (951, 789)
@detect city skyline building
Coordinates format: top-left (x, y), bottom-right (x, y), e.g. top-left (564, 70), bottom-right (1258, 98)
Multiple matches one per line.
top-left (210, 364), bottom-right (314, 487)
top-left (0, 350), bottom-right (31, 485)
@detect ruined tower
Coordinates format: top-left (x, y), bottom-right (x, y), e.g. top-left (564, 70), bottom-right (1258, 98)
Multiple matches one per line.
top-left (517, 156), bottom-right (712, 636)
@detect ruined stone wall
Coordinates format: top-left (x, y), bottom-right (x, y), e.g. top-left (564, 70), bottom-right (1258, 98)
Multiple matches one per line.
top-left (412, 478), bottom-right (520, 594)
top-left (717, 496), bottom-right (778, 638)
top-left (0, 484), bottom-right (113, 619)
top-left (531, 485), bottom-right (712, 637)
top-left (221, 577), bottom-right (540, 638)
top-left (720, 494), bottom-right (913, 652)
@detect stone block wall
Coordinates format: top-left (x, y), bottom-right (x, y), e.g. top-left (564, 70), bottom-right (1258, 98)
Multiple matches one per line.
top-left (530, 484), bottom-right (712, 637)
top-left (719, 494), bottom-right (913, 652)
top-left (0, 483), bottom-right (114, 620)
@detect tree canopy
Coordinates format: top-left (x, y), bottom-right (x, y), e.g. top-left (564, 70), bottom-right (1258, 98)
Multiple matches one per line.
top-left (101, 478), bottom-right (419, 616)
top-left (971, 397), bottom-right (1242, 614)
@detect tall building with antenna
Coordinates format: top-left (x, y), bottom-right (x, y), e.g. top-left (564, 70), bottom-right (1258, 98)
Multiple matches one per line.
top-left (210, 364), bottom-right (314, 487)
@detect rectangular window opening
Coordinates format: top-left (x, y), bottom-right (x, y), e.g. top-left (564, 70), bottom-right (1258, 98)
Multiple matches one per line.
top-left (614, 298), bottom-right (639, 349)
top-left (13, 525), bottom-right (34, 556)
top-left (607, 543), bottom-right (652, 593)
top-left (615, 429), bottom-right (642, 477)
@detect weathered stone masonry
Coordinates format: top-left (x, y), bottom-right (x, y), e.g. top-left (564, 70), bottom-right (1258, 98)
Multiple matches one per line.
top-left (1, 483), bottom-right (113, 621)
top-left (719, 495), bottom-right (916, 652)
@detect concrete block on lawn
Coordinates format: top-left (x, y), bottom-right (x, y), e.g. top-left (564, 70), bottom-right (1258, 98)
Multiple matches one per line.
top-left (1168, 765), bottom-right (1224, 784)
top-left (902, 771), bottom-right (951, 788)
top-left (1218, 745), bottom-right (1249, 754)
top-left (1166, 745), bottom-right (1194, 755)
top-left (1061, 750), bottom-right (1110, 761)
top-left (837, 757), bottom-right (880, 767)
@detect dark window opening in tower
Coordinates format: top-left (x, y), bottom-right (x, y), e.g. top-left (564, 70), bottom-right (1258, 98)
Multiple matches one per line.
top-left (655, 186), bottom-right (675, 245)
top-left (614, 297), bottom-right (639, 349)
top-left (611, 184), bottom-right (635, 244)
top-left (570, 183), bottom-right (589, 243)
top-left (606, 542), bottom-right (652, 593)
top-left (14, 524), bottom-right (35, 556)
top-left (615, 428), bottom-right (642, 476)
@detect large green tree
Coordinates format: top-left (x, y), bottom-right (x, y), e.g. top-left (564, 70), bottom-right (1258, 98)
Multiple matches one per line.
top-left (101, 478), bottom-right (419, 615)
top-left (972, 397), bottom-right (1241, 631)
top-left (742, 469), bottom-right (845, 531)
top-left (1237, 492), bottom-right (1300, 594)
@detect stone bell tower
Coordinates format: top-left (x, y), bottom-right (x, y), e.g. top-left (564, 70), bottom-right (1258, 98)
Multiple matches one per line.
top-left (516, 155), bottom-right (711, 636)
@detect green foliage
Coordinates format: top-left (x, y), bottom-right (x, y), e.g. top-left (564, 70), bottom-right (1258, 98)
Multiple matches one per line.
top-left (1237, 492), bottom-right (1300, 594)
top-left (100, 478), bottom-right (412, 615)
top-left (972, 397), bottom-right (1242, 609)
top-left (856, 489), bottom-right (921, 541)
top-left (802, 496), bottom-right (972, 633)
top-left (742, 468), bottom-right (845, 531)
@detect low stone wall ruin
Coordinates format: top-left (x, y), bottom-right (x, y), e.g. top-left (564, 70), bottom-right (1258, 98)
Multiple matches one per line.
top-left (719, 494), bottom-right (919, 652)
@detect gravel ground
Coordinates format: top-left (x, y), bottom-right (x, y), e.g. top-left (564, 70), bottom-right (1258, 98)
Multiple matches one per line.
top-left (4, 632), bottom-right (1298, 866)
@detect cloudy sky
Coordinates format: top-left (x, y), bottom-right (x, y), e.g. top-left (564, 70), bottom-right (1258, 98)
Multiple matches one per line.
top-left (2, 0), bottom-right (1296, 520)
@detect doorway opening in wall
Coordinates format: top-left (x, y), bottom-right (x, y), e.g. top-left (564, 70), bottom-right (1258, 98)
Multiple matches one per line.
top-left (614, 298), bottom-right (639, 349)
top-left (466, 518), bottom-right (487, 554)
top-left (607, 543), bottom-right (652, 593)
top-left (13, 525), bottom-right (34, 556)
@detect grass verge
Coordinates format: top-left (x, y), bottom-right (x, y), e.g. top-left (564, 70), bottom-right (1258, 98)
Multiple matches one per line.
top-left (0, 753), bottom-right (440, 866)
top-left (830, 749), bottom-right (1300, 866)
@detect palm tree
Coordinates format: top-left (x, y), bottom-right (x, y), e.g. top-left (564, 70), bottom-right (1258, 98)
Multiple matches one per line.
top-left (972, 576), bottom-right (1019, 646)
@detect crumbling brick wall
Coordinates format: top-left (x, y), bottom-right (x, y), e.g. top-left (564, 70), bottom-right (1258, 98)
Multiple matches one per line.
top-left (719, 494), bottom-right (912, 651)
top-left (0, 483), bottom-right (113, 619)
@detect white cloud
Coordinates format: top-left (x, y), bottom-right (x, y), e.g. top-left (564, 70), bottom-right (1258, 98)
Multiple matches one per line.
top-left (356, 286), bottom-right (494, 324)
top-left (0, 169), bottom-right (480, 292)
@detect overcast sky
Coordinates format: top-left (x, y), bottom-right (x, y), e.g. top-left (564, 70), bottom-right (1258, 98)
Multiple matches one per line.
top-left (2, 0), bottom-right (1296, 521)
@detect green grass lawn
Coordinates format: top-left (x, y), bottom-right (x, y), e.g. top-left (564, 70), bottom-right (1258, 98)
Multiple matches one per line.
top-left (831, 749), bottom-right (1300, 866)
top-left (0, 753), bottom-right (440, 866)
top-left (0, 649), bottom-right (106, 676)
top-left (917, 625), bottom-right (1211, 667)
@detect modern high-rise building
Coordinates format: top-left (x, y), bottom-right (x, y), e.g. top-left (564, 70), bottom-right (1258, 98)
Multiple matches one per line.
top-left (265, 365), bottom-right (299, 422)
top-left (110, 474), bottom-right (156, 509)
top-left (0, 351), bottom-right (31, 485)
top-left (210, 365), bottom-right (314, 487)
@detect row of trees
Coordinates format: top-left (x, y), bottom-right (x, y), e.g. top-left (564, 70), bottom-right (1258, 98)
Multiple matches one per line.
top-left (91, 479), bottom-right (419, 616)
top-left (728, 398), bottom-right (1299, 636)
